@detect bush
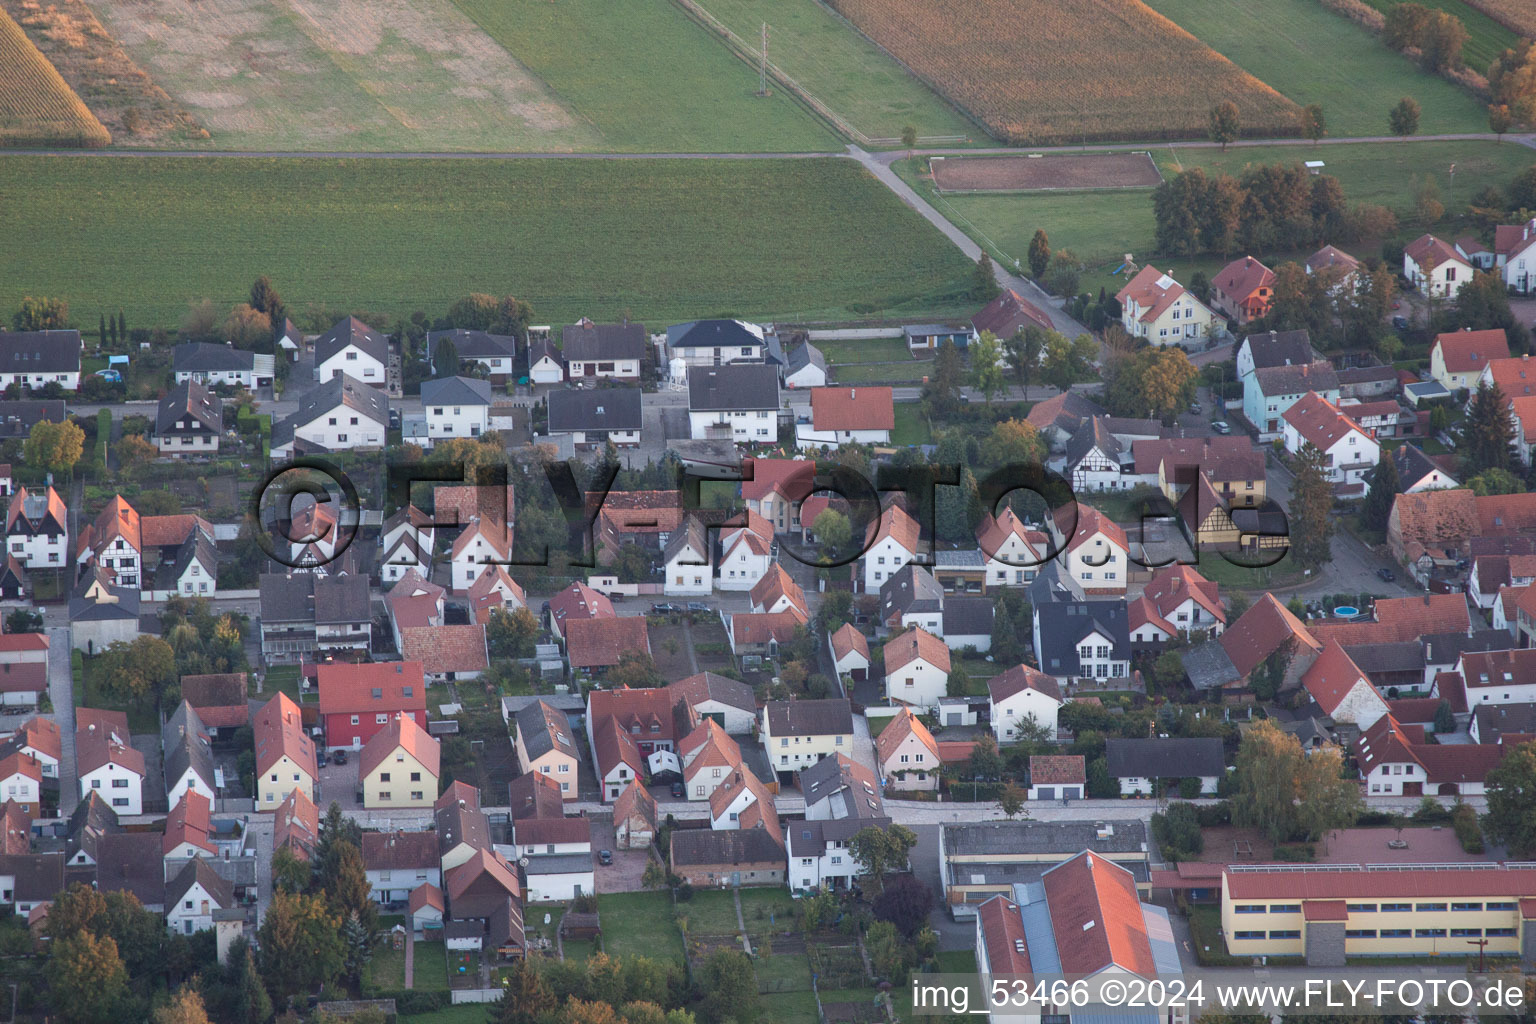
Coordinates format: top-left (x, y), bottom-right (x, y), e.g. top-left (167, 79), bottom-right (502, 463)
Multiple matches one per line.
top-left (1196, 802), bottom-right (1232, 827)
top-left (1177, 777), bottom-right (1202, 799)
top-left (675, 882), bottom-right (693, 902)
top-left (1273, 844), bottom-right (1315, 862)
top-left (1357, 810), bottom-right (1395, 827)
top-left (379, 992), bottom-right (447, 1014)
top-left (1452, 804), bottom-right (1483, 854)
top-left (1151, 802), bottom-right (1204, 862)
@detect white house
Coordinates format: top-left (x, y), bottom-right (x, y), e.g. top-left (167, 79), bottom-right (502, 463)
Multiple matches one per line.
top-left (0, 330), bottom-right (82, 392)
top-left (662, 518), bottom-right (712, 597)
top-left (987, 663), bottom-right (1062, 744)
top-left (271, 372), bottom-right (389, 457)
top-left (420, 376), bottom-right (492, 447)
top-left (429, 328), bottom-right (517, 383)
top-left (715, 511), bottom-right (773, 592)
top-left (1051, 503), bottom-right (1128, 596)
top-left (523, 855), bottom-right (596, 903)
top-left (1357, 714), bottom-right (1502, 798)
top-left (1140, 564), bottom-right (1226, 639)
top-left (1404, 234), bottom-right (1473, 299)
top-left (362, 831), bottom-right (442, 904)
top-left (165, 858), bottom-right (234, 936)
top-left (528, 339), bottom-right (565, 385)
top-left (687, 363), bottom-right (780, 442)
top-left (783, 344), bottom-right (828, 389)
top-left (1501, 220), bottom-right (1536, 294)
top-left (862, 504), bottom-right (920, 593)
top-left (1105, 737), bottom-right (1224, 797)
top-left (1452, 648), bottom-right (1536, 708)
top-left (788, 818), bottom-right (870, 893)
top-left (795, 386), bottom-right (894, 450)
top-left (563, 319), bottom-right (646, 380)
top-left (163, 702), bottom-right (217, 808)
top-left (0, 752), bottom-right (41, 817)
top-left (172, 343), bottom-right (259, 389)
top-left (976, 507), bottom-right (1049, 588)
top-left (828, 624), bottom-right (870, 682)
top-left (1116, 265), bottom-right (1216, 347)
top-left (380, 506), bottom-right (434, 585)
top-left (1302, 641), bottom-right (1389, 730)
top-left (152, 380), bottom-right (223, 457)
top-left (667, 319), bottom-right (768, 368)
top-left (76, 713), bottom-right (145, 815)
top-left (1281, 391), bottom-right (1380, 488)
top-left (0, 716), bottom-right (58, 776)
top-left (546, 388), bottom-right (643, 448)
top-left (450, 518), bottom-right (512, 594)
top-left (883, 627), bottom-right (950, 709)
top-left (873, 707), bottom-right (940, 792)
top-left (1236, 329), bottom-right (1317, 384)
top-left (161, 536), bottom-right (218, 601)
top-left (314, 316), bottom-right (389, 386)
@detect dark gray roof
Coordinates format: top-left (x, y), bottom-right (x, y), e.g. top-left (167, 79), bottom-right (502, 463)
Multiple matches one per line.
top-left (0, 330), bottom-right (81, 373)
top-left (667, 319), bottom-right (764, 351)
top-left (281, 372), bottom-right (389, 436)
top-left (172, 342), bottom-right (256, 374)
top-left (1423, 630), bottom-right (1510, 665)
top-left (547, 388), bottom-right (643, 433)
top-left (1241, 330), bottom-right (1315, 372)
top-left (785, 343), bottom-right (826, 376)
top-left (1035, 601), bottom-right (1130, 677)
top-left (435, 802), bottom-right (491, 858)
top-left (96, 832), bottom-right (166, 907)
top-left (524, 853), bottom-right (594, 875)
top-left (421, 376), bottom-right (493, 407)
top-left (1342, 641), bottom-right (1421, 675)
top-left (563, 322), bottom-right (646, 362)
top-left (0, 851), bottom-right (63, 902)
top-left (1180, 640), bottom-right (1240, 690)
top-left (167, 856), bottom-right (233, 910)
top-left (943, 596), bottom-right (994, 637)
top-left (669, 827), bottom-right (783, 866)
top-left (156, 379), bottom-right (223, 435)
top-left (1252, 360), bottom-right (1338, 397)
top-left (663, 516), bottom-right (708, 565)
top-left (801, 756), bottom-right (884, 819)
top-left (163, 701), bottom-right (216, 796)
top-left (787, 816), bottom-right (890, 857)
top-left (0, 400), bottom-right (67, 439)
top-left (764, 698), bottom-right (852, 737)
top-left (1393, 444), bottom-right (1454, 487)
top-left (529, 338), bottom-right (563, 371)
top-left (259, 573), bottom-right (314, 625)
top-left (1104, 738), bottom-right (1225, 780)
top-left (1065, 417), bottom-right (1127, 469)
top-left (1472, 703), bottom-right (1536, 745)
top-left (514, 700), bottom-right (576, 764)
top-left (688, 364), bottom-right (780, 412)
top-left (670, 671), bottom-right (755, 714)
top-left (65, 792), bottom-right (119, 863)
top-left (68, 573), bottom-right (140, 622)
top-left (942, 820), bottom-right (1147, 858)
top-left (1337, 365), bottom-right (1399, 385)
top-left (427, 329), bottom-right (516, 362)
top-left (1026, 560), bottom-right (1084, 605)
top-left (314, 317), bottom-right (389, 368)
top-left (314, 574), bottom-right (370, 625)
top-left (157, 534), bottom-right (218, 594)
top-left (880, 564), bottom-right (944, 621)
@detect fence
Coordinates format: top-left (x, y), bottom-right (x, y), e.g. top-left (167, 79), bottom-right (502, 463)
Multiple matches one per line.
top-left (670, 0), bottom-right (965, 148)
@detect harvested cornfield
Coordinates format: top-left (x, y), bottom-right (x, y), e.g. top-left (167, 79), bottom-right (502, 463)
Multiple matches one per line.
top-left (825, 0), bottom-right (1301, 144)
top-left (0, 7), bottom-right (108, 146)
top-left (1461, 0), bottom-right (1536, 38)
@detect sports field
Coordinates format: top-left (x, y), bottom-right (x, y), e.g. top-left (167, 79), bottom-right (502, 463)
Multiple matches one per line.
top-left (448, 0), bottom-right (835, 152)
top-left (932, 152), bottom-right (1162, 192)
top-left (1144, 0), bottom-right (1489, 137)
top-left (0, 8), bottom-right (109, 147)
top-left (1357, 0), bottom-right (1520, 72)
top-left (0, 155), bottom-right (975, 329)
top-left (682, 0), bottom-right (977, 142)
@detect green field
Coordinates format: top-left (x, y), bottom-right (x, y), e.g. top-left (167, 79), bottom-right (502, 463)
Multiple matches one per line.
top-left (449, 0), bottom-right (834, 152)
top-left (599, 891), bottom-right (685, 961)
top-left (1357, 0), bottom-right (1520, 73)
top-left (895, 139), bottom-right (1536, 301)
top-left (0, 155), bottom-right (977, 330)
top-left (1144, 0), bottom-right (1489, 137)
top-left (891, 404), bottom-right (932, 446)
top-left (677, 0), bottom-right (977, 143)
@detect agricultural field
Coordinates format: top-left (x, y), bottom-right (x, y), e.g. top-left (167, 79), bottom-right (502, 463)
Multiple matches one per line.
top-left (895, 139), bottom-right (1536, 302)
top-left (448, 0), bottom-right (835, 152)
top-left (931, 152), bottom-right (1162, 193)
top-left (0, 155), bottom-right (976, 329)
top-left (84, 0), bottom-right (599, 152)
top-left (822, 0), bottom-right (1300, 145)
top-left (0, 7), bottom-right (109, 147)
top-left (1355, 0), bottom-right (1520, 72)
top-left (681, 0), bottom-right (977, 143)
top-left (1463, 0), bottom-right (1536, 37)
top-left (1144, 0), bottom-right (1490, 137)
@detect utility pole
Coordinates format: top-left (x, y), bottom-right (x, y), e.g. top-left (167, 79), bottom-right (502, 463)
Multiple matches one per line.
top-left (1467, 936), bottom-right (1488, 973)
top-left (759, 23), bottom-right (769, 96)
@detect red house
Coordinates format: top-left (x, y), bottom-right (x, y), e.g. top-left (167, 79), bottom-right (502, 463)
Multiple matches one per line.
top-left (319, 661), bottom-right (427, 749)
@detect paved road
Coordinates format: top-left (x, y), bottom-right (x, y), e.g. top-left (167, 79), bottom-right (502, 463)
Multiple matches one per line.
top-left (1264, 461), bottom-right (1418, 600)
top-left (45, 625), bottom-right (78, 818)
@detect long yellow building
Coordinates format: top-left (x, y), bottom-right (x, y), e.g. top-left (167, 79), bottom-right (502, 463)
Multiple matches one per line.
top-left (1221, 865), bottom-right (1536, 966)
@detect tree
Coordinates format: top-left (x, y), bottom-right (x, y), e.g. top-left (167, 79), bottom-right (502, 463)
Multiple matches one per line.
top-left (432, 335), bottom-right (461, 377)
top-left (986, 418), bottom-right (1046, 468)
top-left (98, 635), bottom-right (177, 708)
top-left (1361, 446), bottom-right (1399, 531)
top-left (1490, 104), bottom-right (1513, 141)
top-left (1415, 175), bottom-right (1445, 226)
top-left (990, 599), bottom-right (1021, 665)
top-left (972, 252), bottom-right (1000, 302)
top-left (223, 304), bottom-right (272, 350)
top-left (923, 340), bottom-right (964, 416)
top-left (811, 508), bottom-right (851, 562)
top-left (13, 295), bottom-right (70, 331)
top-left (256, 890), bottom-right (344, 1003)
top-left (1418, 10), bottom-right (1467, 72)
top-left (1027, 229), bottom-right (1051, 279)
top-left (872, 873), bottom-right (934, 937)
top-left (47, 931), bottom-right (130, 1024)
top-left (154, 986), bottom-right (212, 1024)
top-left (641, 858), bottom-right (667, 890)
top-left (1207, 100), bottom-right (1240, 151)
top-left (997, 781), bottom-right (1027, 821)
top-left (1465, 381), bottom-right (1517, 475)
top-left (1389, 97), bottom-right (1421, 137)
top-left (698, 949), bottom-right (760, 1024)
top-left (970, 329), bottom-right (1006, 404)
top-left (1433, 699), bottom-right (1456, 733)
top-left (967, 733), bottom-right (1004, 781)
top-left (1290, 442), bottom-right (1335, 569)
top-left (1483, 740), bottom-right (1536, 857)
top-left (114, 434), bottom-right (158, 474)
top-left (1151, 802), bottom-right (1204, 861)
top-left (1004, 326), bottom-right (1047, 391)
top-left (488, 606), bottom-right (540, 659)
top-left (1299, 103), bottom-right (1326, 145)
top-left (271, 845), bottom-right (310, 895)
top-left (1040, 332), bottom-right (1098, 391)
top-left (23, 418), bottom-right (85, 475)
top-left (847, 823), bottom-right (918, 890)
top-left (900, 124), bottom-right (917, 160)
top-left (1233, 721), bottom-right (1306, 842)
top-left (866, 920), bottom-right (915, 985)
top-left (1295, 745), bottom-right (1363, 841)
top-left (340, 911), bottom-right (373, 987)
top-left (496, 958), bottom-right (559, 1024)
top-left (1468, 467), bottom-right (1525, 495)
top-left (1042, 250), bottom-right (1080, 297)
top-left (1105, 347), bottom-right (1198, 421)
top-left (321, 841), bottom-right (377, 940)
top-left (200, 938), bottom-right (272, 1024)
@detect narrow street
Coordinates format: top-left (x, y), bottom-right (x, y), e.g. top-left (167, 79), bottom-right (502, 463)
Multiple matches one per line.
top-left (1264, 461), bottom-right (1417, 599)
top-left (45, 624), bottom-right (77, 818)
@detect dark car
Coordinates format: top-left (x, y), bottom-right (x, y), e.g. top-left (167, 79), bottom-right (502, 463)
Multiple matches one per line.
top-left (598, 850), bottom-right (613, 866)
top-left (1377, 568), bottom-right (1396, 582)
top-left (651, 602), bottom-right (683, 615)
top-left (1188, 402), bottom-right (1202, 414)
top-left (331, 748), bottom-right (348, 765)
top-left (670, 781), bottom-right (685, 798)
top-left (1392, 315), bottom-right (1410, 332)
top-left (686, 601), bottom-right (711, 613)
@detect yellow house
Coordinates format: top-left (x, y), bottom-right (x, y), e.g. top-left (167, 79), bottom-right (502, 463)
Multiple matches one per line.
top-left (359, 713), bottom-right (440, 810)
top-left (1430, 328), bottom-right (1509, 393)
top-left (1221, 865), bottom-right (1536, 966)
top-left (253, 692), bottom-right (317, 811)
top-left (513, 700), bottom-right (580, 800)
top-left (760, 698), bottom-right (854, 774)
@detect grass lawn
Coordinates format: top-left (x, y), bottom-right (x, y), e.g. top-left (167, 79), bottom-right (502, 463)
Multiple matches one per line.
top-left (600, 891), bottom-right (684, 961)
top-left (888, 950), bottom-right (979, 1019)
top-left (258, 665), bottom-right (301, 699)
top-left (1354, 0), bottom-right (1520, 72)
top-left (891, 404), bottom-right (932, 446)
top-left (449, 0), bottom-right (832, 153)
top-left (365, 943), bottom-right (407, 991)
top-left (680, 889), bottom-right (742, 936)
top-left (1144, 0), bottom-right (1488, 137)
top-left (678, 0), bottom-right (977, 144)
top-left (1192, 551), bottom-right (1307, 593)
top-left (895, 139), bottom-right (1534, 302)
top-left (764, 989), bottom-right (822, 1024)
top-left (755, 952), bottom-right (813, 991)
top-left (737, 888), bottom-right (797, 934)
top-left (1, 156), bottom-right (977, 331)
top-left (412, 940), bottom-right (452, 991)
top-left (400, 1008), bottom-right (495, 1024)
top-left (816, 338), bottom-right (917, 364)
top-left (831, 362), bottom-right (930, 385)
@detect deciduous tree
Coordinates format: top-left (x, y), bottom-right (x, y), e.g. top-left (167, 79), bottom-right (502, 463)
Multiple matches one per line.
top-left (1295, 745), bottom-right (1363, 841)
top-left (47, 931), bottom-right (130, 1024)
top-left (24, 418), bottom-right (85, 475)
top-left (697, 949), bottom-right (760, 1024)
top-left (1390, 97), bottom-right (1422, 137)
top-left (1289, 442), bottom-right (1335, 569)
top-left (1207, 101), bottom-right (1240, 151)
top-left (1232, 720), bottom-right (1305, 842)
top-left (970, 329), bottom-right (1006, 404)
top-left (154, 985), bottom-right (212, 1024)
top-left (997, 782), bottom-right (1027, 821)
top-left (1468, 467), bottom-right (1525, 495)
top-left (872, 873), bottom-right (935, 937)
top-left (1299, 103), bottom-right (1326, 144)
top-left (1027, 230), bottom-right (1050, 279)
top-left (848, 824), bottom-right (918, 890)
top-left (13, 295), bottom-right (70, 331)
top-left (256, 890), bottom-right (344, 1003)
top-left (1483, 739), bottom-right (1536, 857)
top-left (971, 252), bottom-right (1000, 302)
top-left (986, 418), bottom-right (1046, 469)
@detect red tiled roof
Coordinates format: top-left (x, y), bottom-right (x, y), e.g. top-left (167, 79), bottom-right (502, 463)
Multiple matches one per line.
top-left (514, 817), bottom-right (590, 847)
top-left (977, 896), bottom-right (1032, 975)
top-left (731, 606), bottom-right (808, 646)
top-left (595, 490), bottom-right (685, 536)
top-left (400, 624), bottom-right (488, 676)
top-left (810, 386), bottom-right (895, 432)
top-left (0, 634), bottom-right (48, 652)
top-left (1436, 671), bottom-right (1469, 713)
top-left (1459, 648), bottom-right (1536, 690)
top-left (1043, 851), bottom-right (1156, 977)
top-left (1127, 595), bottom-right (1177, 637)
top-left (273, 788), bottom-right (319, 860)
top-left (566, 616), bottom-right (650, 669)
top-left (936, 740), bottom-right (973, 764)
top-left (1405, 233), bottom-right (1468, 270)
top-left (1308, 594), bottom-right (1471, 646)
top-left (612, 779), bottom-right (656, 829)
top-left (1477, 493), bottom-right (1536, 537)
top-left (409, 882), bottom-right (444, 915)
top-left (469, 565), bottom-right (527, 624)
top-left (317, 662), bottom-right (427, 715)
top-left (1213, 255), bottom-right (1275, 301)
top-left (0, 751), bottom-right (42, 786)
top-left (976, 507), bottom-right (1049, 563)
top-left (1225, 866), bottom-right (1536, 900)
top-left (1217, 594), bottom-right (1320, 679)
top-left (987, 662), bottom-right (1062, 704)
top-left (75, 718), bottom-right (144, 778)
top-left (1133, 435), bottom-right (1263, 482)
top-left (883, 627), bottom-right (951, 675)
top-left (1029, 754), bottom-right (1085, 785)
top-left (548, 581), bottom-right (615, 629)
top-left (0, 717), bottom-right (60, 763)
top-left (1434, 329), bottom-right (1510, 375)
top-left (830, 623), bottom-right (870, 663)
top-left (1390, 488), bottom-right (1478, 557)
top-left (1, 800), bottom-right (28, 854)
top-left (750, 563), bottom-right (807, 615)
top-left (1301, 640), bottom-right (1381, 717)
top-left (1054, 503), bottom-right (1128, 555)
top-left (433, 484), bottom-right (516, 527)
top-left (1483, 355), bottom-right (1536, 401)
top-left (740, 458), bottom-right (816, 503)
top-left (140, 513), bottom-right (211, 549)
top-left (972, 288), bottom-right (1053, 337)
top-left (874, 707), bottom-right (939, 768)
top-left (1283, 391), bottom-right (1369, 451)
top-left (1142, 564), bottom-right (1224, 624)
top-left (1386, 697), bottom-right (1441, 724)
top-left (359, 713), bottom-right (441, 780)
top-left (253, 692), bottom-right (317, 778)
top-left (445, 847), bottom-right (521, 901)
top-left (164, 791), bottom-right (214, 856)
top-left (865, 503), bottom-right (920, 554)
top-left (179, 674), bottom-right (249, 729)
top-left (1117, 265), bottom-right (1196, 324)
top-left (386, 569), bottom-right (445, 630)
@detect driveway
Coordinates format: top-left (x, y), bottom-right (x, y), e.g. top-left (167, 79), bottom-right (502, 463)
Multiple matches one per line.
top-left (46, 625), bottom-right (78, 816)
top-left (318, 758), bottom-right (361, 809)
top-left (589, 816), bottom-right (650, 893)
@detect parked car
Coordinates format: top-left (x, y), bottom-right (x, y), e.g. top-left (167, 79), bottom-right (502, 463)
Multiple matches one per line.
top-left (1212, 421), bottom-right (1231, 434)
top-left (1392, 315), bottom-right (1410, 332)
top-left (598, 850), bottom-right (613, 865)
top-left (331, 748), bottom-right (348, 765)
top-left (685, 602), bottom-right (711, 613)
top-left (1377, 568), bottom-right (1396, 582)
top-left (1188, 402), bottom-right (1202, 414)
top-left (651, 602), bottom-right (683, 615)
top-left (670, 781), bottom-right (685, 798)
